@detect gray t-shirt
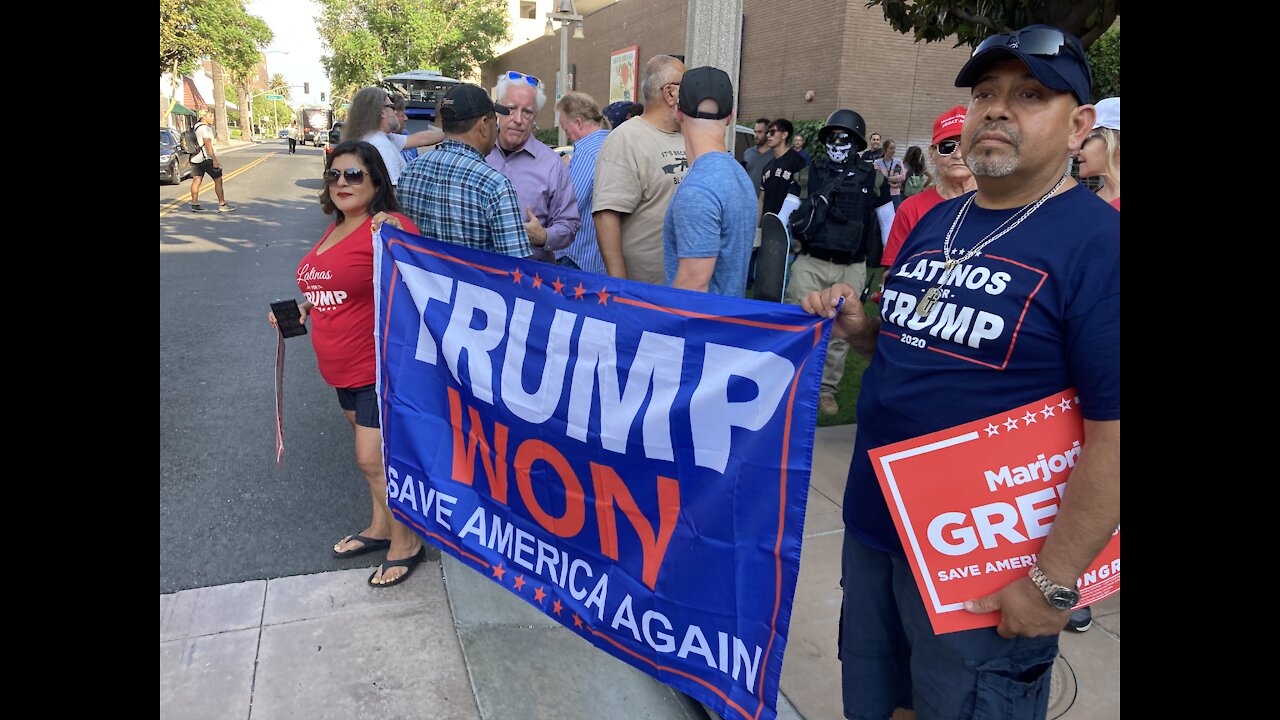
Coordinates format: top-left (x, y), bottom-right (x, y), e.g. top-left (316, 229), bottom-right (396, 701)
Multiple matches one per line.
top-left (592, 117), bottom-right (688, 285)
top-left (743, 146), bottom-right (772, 197)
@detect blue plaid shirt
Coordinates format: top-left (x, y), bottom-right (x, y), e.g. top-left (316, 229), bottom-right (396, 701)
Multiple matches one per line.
top-left (397, 140), bottom-right (531, 258)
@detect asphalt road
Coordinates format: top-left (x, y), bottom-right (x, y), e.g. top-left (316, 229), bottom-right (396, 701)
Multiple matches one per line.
top-left (160, 139), bottom-right (389, 593)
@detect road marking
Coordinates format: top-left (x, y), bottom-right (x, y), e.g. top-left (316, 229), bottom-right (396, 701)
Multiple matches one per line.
top-left (160, 152), bottom-right (277, 216)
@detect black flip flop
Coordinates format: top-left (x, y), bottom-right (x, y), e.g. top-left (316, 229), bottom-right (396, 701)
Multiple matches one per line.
top-left (367, 546), bottom-right (427, 588)
top-left (331, 533), bottom-right (391, 559)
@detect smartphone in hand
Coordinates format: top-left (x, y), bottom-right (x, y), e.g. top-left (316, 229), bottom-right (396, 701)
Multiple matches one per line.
top-left (270, 299), bottom-right (308, 338)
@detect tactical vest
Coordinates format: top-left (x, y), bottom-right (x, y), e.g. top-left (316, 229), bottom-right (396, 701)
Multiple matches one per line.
top-left (803, 157), bottom-right (876, 264)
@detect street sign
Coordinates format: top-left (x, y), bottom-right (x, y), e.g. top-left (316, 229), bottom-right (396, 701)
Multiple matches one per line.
top-left (265, 94), bottom-right (283, 100)
top-left (341, 103), bottom-right (350, 109)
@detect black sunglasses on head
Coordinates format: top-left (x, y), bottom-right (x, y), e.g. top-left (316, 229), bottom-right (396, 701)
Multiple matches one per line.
top-left (972, 27), bottom-right (1092, 85)
top-left (323, 168), bottom-right (367, 185)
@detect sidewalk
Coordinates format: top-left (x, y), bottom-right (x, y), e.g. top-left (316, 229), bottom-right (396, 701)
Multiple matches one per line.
top-left (159, 425), bottom-right (1118, 720)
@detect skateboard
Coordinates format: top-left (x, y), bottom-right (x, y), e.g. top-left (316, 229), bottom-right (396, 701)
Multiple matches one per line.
top-left (754, 212), bottom-right (793, 303)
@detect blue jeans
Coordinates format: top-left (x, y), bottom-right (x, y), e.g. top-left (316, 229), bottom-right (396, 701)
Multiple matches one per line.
top-left (840, 532), bottom-right (1059, 720)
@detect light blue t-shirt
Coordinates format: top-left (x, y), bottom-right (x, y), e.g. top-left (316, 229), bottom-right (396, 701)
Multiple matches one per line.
top-left (662, 152), bottom-right (757, 297)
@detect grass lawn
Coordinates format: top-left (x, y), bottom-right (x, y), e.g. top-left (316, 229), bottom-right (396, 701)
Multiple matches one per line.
top-left (816, 266), bottom-right (882, 427)
top-left (746, 266), bottom-right (882, 428)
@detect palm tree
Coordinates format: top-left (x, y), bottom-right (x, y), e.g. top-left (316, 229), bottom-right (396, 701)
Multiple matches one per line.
top-left (270, 73), bottom-right (290, 101)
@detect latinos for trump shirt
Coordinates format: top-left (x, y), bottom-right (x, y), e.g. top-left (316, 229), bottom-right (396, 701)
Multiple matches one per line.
top-left (297, 213), bottom-right (419, 389)
top-left (848, 184), bottom-right (1120, 552)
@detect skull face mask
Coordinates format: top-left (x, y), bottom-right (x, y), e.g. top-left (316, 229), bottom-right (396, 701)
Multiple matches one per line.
top-left (825, 131), bottom-right (853, 163)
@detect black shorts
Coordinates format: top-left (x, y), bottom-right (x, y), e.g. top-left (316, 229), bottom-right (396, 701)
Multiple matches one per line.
top-left (192, 160), bottom-right (223, 179)
top-left (335, 384), bottom-right (380, 428)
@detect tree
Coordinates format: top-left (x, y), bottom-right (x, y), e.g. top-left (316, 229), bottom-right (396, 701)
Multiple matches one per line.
top-left (270, 73), bottom-right (291, 102)
top-left (160, 0), bottom-right (211, 75)
top-left (161, 0), bottom-right (215, 123)
top-left (866, 1), bottom-right (1119, 49)
top-left (1086, 21), bottom-right (1119, 101)
top-left (185, 0), bottom-right (273, 142)
top-left (315, 0), bottom-right (509, 91)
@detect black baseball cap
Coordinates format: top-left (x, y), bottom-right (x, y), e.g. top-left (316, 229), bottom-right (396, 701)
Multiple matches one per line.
top-left (678, 66), bottom-right (733, 120)
top-left (438, 84), bottom-right (510, 122)
top-left (954, 24), bottom-right (1092, 106)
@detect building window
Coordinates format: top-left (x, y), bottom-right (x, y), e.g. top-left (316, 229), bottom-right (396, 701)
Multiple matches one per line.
top-left (520, 1), bottom-right (536, 19)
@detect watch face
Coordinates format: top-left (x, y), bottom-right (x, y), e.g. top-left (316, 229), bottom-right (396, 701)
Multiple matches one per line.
top-left (1049, 588), bottom-right (1080, 610)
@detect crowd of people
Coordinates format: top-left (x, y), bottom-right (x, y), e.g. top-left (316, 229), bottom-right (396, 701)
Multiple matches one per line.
top-left (265, 22), bottom-right (1119, 720)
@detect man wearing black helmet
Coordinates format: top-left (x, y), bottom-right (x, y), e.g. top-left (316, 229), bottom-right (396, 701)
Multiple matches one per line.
top-left (784, 108), bottom-right (891, 417)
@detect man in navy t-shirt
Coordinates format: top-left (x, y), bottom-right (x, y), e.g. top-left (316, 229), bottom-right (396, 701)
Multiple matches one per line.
top-left (802, 24), bottom-right (1119, 720)
top-left (663, 66), bottom-right (756, 297)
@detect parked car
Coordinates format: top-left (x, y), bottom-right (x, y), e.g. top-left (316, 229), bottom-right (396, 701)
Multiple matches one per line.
top-left (278, 128), bottom-right (289, 139)
top-left (160, 128), bottom-right (192, 185)
top-left (323, 122), bottom-right (343, 167)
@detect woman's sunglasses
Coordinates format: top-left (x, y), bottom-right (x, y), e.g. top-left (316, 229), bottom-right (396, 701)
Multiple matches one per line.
top-left (323, 168), bottom-right (367, 186)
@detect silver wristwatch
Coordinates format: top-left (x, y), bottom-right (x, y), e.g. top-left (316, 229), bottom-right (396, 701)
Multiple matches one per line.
top-left (1028, 565), bottom-right (1080, 611)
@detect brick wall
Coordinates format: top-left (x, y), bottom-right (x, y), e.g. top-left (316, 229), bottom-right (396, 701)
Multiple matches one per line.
top-left (738, 0), bottom-right (845, 125)
top-left (837, 4), bottom-right (971, 153)
top-left (484, 0), bottom-right (689, 132)
top-left (481, 0), bottom-right (973, 150)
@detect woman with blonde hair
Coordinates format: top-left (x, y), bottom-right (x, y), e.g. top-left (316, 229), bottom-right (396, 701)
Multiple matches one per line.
top-left (1078, 97), bottom-right (1120, 210)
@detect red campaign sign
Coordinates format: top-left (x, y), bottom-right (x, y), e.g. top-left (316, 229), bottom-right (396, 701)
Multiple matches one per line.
top-left (869, 388), bottom-right (1119, 635)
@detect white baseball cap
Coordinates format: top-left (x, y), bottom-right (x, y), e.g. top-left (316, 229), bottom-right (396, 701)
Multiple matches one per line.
top-left (1092, 97), bottom-right (1119, 131)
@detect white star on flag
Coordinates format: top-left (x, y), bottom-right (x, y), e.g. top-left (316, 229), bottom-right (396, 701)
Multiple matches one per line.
top-left (1058, 397), bottom-right (1073, 412)
top-left (1022, 411), bottom-right (1038, 425)
top-left (1040, 404), bottom-right (1055, 419)
top-left (1004, 416), bottom-right (1019, 431)
top-left (985, 423), bottom-right (1000, 437)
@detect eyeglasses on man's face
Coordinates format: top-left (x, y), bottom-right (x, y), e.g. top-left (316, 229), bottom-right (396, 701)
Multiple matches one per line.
top-left (502, 105), bottom-right (538, 121)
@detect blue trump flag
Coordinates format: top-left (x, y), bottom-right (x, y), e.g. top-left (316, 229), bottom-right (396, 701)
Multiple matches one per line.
top-left (373, 226), bottom-right (832, 720)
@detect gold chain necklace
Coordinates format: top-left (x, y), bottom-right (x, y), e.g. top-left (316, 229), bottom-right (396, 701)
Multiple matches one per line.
top-left (914, 173), bottom-right (1069, 316)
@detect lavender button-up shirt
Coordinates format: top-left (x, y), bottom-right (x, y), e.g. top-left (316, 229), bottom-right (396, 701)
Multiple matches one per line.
top-left (486, 137), bottom-right (580, 263)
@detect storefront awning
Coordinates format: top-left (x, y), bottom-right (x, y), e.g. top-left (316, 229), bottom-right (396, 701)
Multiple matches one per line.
top-left (171, 102), bottom-right (198, 117)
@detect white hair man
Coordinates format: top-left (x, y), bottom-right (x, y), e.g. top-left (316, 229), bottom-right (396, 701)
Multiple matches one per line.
top-left (485, 70), bottom-right (580, 264)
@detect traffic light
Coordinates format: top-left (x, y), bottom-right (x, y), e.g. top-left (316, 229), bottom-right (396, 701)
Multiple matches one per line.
top-left (304, 82), bottom-right (310, 94)
top-left (320, 92), bottom-right (325, 102)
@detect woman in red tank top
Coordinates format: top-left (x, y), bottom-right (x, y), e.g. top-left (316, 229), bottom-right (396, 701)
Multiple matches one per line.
top-left (269, 140), bottom-right (426, 588)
